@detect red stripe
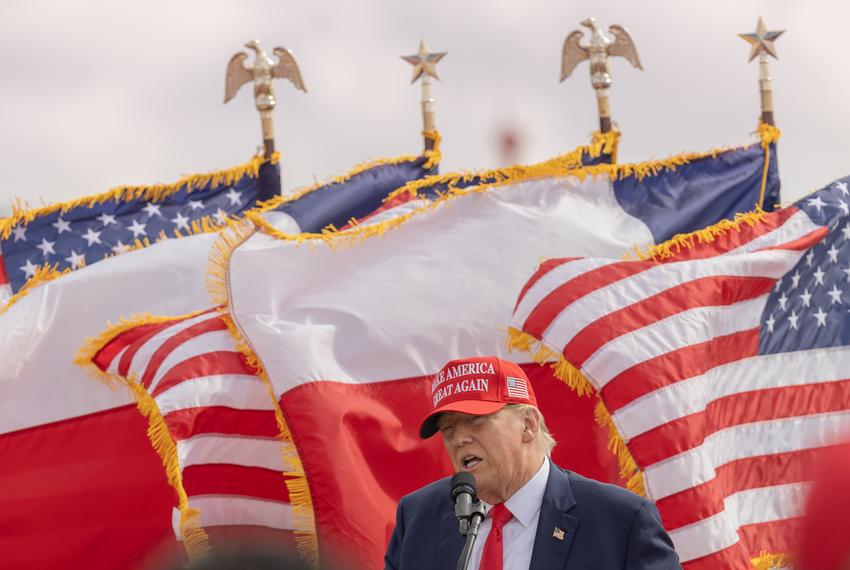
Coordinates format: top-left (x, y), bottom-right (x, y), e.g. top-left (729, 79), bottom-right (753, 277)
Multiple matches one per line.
top-left (140, 316), bottom-right (227, 388)
top-left (513, 258), bottom-right (577, 311)
top-left (182, 463), bottom-right (290, 503)
top-left (152, 351), bottom-right (257, 397)
top-left (117, 321), bottom-right (179, 376)
top-left (681, 543), bottom-right (752, 570)
top-left (0, 254), bottom-right (9, 285)
top-left (658, 206), bottom-right (800, 263)
top-left (522, 261), bottom-right (655, 339)
top-left (93, 320), bottom-right (169, 373)
top-left (164, 407), bottom-right (279, 440)
top-left (565, 276), bottom-right (774, 367)
top-left (738, 516), bottom-right (802, 560)
top-left (656, 447), bottom-right (826, 530)
top-left (629, 380), bottom-right (850, 468)
top-left (601, 329), bottom-right (760, 412)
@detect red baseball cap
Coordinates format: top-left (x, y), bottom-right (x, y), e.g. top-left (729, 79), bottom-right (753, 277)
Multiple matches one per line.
top-left (419, 356), bottom-right (538, 439)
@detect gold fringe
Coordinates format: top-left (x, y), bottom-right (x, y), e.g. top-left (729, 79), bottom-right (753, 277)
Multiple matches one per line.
top-left (74, 313), bottom-right (213, 559)
top-left (595, 400), bottom-right (646, 496)
top-left (751, 551), bottom-right (789, 569)
top-left (205, 224), bottom-right (319, 561)
top-left (629, 208), bottom-right (768, 261)
top-left (756, 123), bottom-right (780, 209)
top-left (0, 153), bottom-right (279, 240)
top-left (506, 328), bottom-right (596, 397)
top-left (0, 264), bottom-right (70, 317)
top-left (252, 133), bottom-right (443, 215)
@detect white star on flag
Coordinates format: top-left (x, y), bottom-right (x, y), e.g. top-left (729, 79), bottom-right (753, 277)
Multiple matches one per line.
top-left (840, 201), bottom-right (850, 216)
top-left (790, 271), bottom-right (801, 289)
top-left (766, 313), bottom-right (776, 333)
top-left (799, 288), bottom-right (812, 308)
top-left (11, 226), bottom-right (27, 242)
top-left (843, 264), bottom-right (850, 281)
top-left (813, 307), bottom-right (828, 327)
top-left (64, 250), bottom-right (86, 269)
top-left (52, 217), bottom-right (71, 234)
top-left (213, 209), bottom-right (228, 224)
top-left (225, 188), bottom-right (242, 206)
top-left (81, 228), bottom-right (102, 246)
top-left (188, 200), bottom-right (204, 211)
top-left (843, 225), bottom-right (850, 241)
top-left (97, 213), bottom-right (117, 226)
top-left (35, 238), bottom-right (55, 257)
top-left (828, 245), bottom-right (840, 263)
top-left (19, 259), bottom-right (37, 278)
top-left (837, 181), bottom-right (849, 196)
top-left (172, 212), bottom-right (190, 231)
top-left (813, 266), bottom-right (826, 285)
top-left (805, 250), bottom-right (815, 266)
top-left (828, 285), bottom-right (843, 305)
top-left (778, 293), bottom-right (789, 310)
top-left (788, 310), bottom-right (800, 330)
top-left (142, 203), bottom-right (162, 217)
top-left (807, 195), bottom-right (827, 212)
top-left (127, 220), bottom-right (147, 238)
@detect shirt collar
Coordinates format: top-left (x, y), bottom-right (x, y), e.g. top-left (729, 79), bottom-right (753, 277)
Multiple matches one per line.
top-left (501, 455), bottom-right (549, 528)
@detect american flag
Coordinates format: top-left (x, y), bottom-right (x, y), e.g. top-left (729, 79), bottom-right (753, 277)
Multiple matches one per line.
top-left (87, 308), bottom-right (303, 548)
top-left (0, 155), bottom-right (279, 295)
top-left (506, 376), bottom-right (530, 399)
top-left (510, 177), bottom-right (850, 568)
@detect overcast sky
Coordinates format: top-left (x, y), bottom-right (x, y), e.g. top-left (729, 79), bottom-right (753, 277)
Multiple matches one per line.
top-left (0, 0), bottom-right (847, 218)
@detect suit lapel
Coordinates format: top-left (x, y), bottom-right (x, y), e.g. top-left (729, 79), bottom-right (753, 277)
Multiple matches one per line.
top-left (435, 503), bottom-right (465, 569)
top-left (529, 463), bottom-right (579, 570)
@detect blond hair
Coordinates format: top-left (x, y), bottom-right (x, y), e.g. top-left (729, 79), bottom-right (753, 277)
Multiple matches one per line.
top-left (504, 404), bottom-right (557, 455)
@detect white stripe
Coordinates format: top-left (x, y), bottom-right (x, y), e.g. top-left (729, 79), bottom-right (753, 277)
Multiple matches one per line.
top-left (126, 313), bottom-right (215, 378)
top-left (173, 497), bottom-right (295, 532)
top-left (361, 199), bottom-right (431, 227)
top-left (148, 330), bottom-right (235, 391)
top-left (541, 248), bottom-right (802, 354)
top-left (176, 434), bottom-right (285, 471)
top-left (669, 482), bottom-right (808, 563)
top-left (510, 258), bottom-right (619, 328)
top-left (583, 296), bottom-right (765, 389)
top-left (156, 375), bottom-right (274, 414)
top-left (644, 410), bottom-right (850, 500)
top-left (616, 344), bottom-right (850, 439)
top-left (724, 209), bottom-right (820, 256)
top-left (105, 346), bottom-right (128, 375)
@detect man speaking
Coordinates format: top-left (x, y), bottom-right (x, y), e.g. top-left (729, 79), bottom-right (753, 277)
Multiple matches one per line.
top-left (385, 356), bottom-right (681, 569)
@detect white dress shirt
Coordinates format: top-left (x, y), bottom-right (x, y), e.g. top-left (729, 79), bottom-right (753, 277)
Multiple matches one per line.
top-left (468, 456), bottom-right (550, 570)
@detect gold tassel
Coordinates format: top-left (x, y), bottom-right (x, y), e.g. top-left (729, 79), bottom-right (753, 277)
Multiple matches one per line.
top-left (751, 551), bottom-right (789, 569)
top-left (0, 153), bottom-right (278, 240)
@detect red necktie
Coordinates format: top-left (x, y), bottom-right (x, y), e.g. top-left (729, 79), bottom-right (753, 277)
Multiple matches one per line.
top-left (479, 503), bottom-right (513, 570)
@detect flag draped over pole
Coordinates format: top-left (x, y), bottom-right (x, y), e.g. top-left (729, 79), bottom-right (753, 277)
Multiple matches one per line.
top-left (195, 131), bottom-right (782, 569)
top-left (508, 176), bottom-right (850, 569)
top-left (0, 148), bottom-right (440, 570)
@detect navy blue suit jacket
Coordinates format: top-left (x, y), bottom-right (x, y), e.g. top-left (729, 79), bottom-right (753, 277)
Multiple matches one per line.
top-left (385, 461), bottom-right (681, 569)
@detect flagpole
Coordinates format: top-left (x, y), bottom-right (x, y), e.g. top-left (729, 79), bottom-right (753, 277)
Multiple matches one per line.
top-left (738, 17), bottom-right (784, 126)
top-left (402, 38), bottom-right (447, 152)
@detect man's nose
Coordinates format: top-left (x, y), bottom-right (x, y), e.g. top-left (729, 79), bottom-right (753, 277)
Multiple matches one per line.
top-left (452, 426), bottom-right (474, 447)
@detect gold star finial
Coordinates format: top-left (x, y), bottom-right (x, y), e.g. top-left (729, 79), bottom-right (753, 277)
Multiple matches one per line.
top-left (401, 38), bottom-right (447, 83)
top-left (738, 16), bottom-right (785, 62)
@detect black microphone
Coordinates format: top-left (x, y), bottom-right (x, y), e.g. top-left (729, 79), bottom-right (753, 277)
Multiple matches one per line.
top-left (450, 471), bottom-right (477, 530)
top-left (450, 472), bottom-right (487, 570)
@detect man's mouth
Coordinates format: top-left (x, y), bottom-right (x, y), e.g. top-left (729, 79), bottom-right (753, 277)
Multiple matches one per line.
top-left (461, 455), bottom-right (482, 469)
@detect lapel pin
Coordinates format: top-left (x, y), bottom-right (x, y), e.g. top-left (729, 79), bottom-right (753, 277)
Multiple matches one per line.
top-left (553, 527), bottom-right (565, 541)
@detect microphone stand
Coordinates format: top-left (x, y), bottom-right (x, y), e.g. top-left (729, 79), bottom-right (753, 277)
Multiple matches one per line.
top-left (457, 502), bottom-right (486, 570)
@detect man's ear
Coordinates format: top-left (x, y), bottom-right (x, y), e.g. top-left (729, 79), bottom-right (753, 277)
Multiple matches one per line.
top-left (521, 408), bottom-right (540, 444)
